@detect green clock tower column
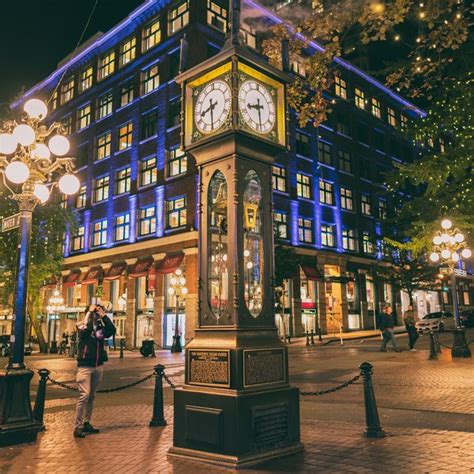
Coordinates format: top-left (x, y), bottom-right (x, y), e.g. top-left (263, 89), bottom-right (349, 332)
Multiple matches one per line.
top-left (168, 1), bottom-right (303, 468)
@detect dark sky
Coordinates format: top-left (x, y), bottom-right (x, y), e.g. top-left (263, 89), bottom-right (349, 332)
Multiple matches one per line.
top-left (0, 0), bottom-right (144, 105)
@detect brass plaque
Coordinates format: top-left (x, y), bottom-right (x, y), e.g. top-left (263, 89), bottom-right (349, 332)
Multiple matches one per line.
top-left (188, 350), bottom-right (230, 388)
top-left (243, 348), bottom-right (286, 387)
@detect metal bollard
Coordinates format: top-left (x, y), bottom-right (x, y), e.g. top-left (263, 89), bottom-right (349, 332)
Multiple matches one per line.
top-left (318, 327), bottom-right (323, 342)
top-left (305, 332), bottom-right (310, 346)
top-left (359, 362), bottom-right (385, 439)
top-left (428, 331), bottom-right (438, 360)
top-left (310, 330), bottom-right (315, 345)
top-left (33, 368), bottom-right (51, 432)
top-left (119, 338), bottom-right (124, 359)
top-left (434, 333), bottom-right (442, 354)
top-left (149, 364), bottom-right (167, 427)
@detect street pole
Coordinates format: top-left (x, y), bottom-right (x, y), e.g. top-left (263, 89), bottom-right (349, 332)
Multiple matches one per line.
top-left (171, 297), bottom-right (182, 353)
top-left (450, 273), bottom-right (460, 327)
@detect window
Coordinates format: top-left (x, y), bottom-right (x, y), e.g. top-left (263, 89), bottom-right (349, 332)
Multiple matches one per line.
top-left (142, 17), bottom-right (161, 52)
top-left (61, 77), bottom-right (74, 104)
top-left (76, 144), bottom-right (88, 168)
top-left (167, 147), bottom-right (187, 177)
top-left (77, 104), bottom-right (91, 130)
top-left (76, 185), bottom-right (87, 208)
top-left (291, 56), bottom-right (307, 77)
top-left (342, 228), bottom-right (356, 251)
top-left (96, 132), bottom-right (112, 160)
top-left (371, 98), bottom-right (381, 118)
top-left (361, 194), bottom-right (371, 215)
top-left (357, 123), bottom-right (369, 144)
top-left (60, 194), bottom-right (68, 209)
top-left (92, 219), bottom-right (108, 247)
top-left (72, 226), bottom-right (85, 251)
top-left (63, 115), bottom-right (73, 135)
top-left (439, 137), bottom-right (446, 153)
top-left (340, 187), bottom-right (353, 211)
top-left (98, 50), bottom-right (115, 81)
top-left (336, 113), bottom-right (350, 136)
top-left (79, 66), bottom-right (93, 93)
top-left (298, 218), bottom-right (313, 243)
top-left (207, 1), bottom-right (227, 31)
top-left (321, 224), bottom-right (336, 247)
top-left (118, 122), bottom-right (133, 150)
top-left (378, 199), bottom-right (387, 219)
top-left (97, 92), bottom-right (113, 119)
top-left (295, 131), bottom-right (310, 157)
top-left (374, 130), bottom-right (385, 151)
top-left (317, 141), bottom-right (332, 166)
top-left (169, 1), bottom-right (189, 35)
top-left (116, 167), bottom-right (131, 195)
top-left (168, 51), bottom-right (180, 79)
top-left (114, 214), bottom-right (130, 242)
top-left (93, 175), bottom-right (109, 202)
top-left (139, 207), bottom-right (156, 236)
top-left (296, 173), bottom-right (311, 199)
top-left (119, 37), bottom-right (136, 67)
top-left (242, 26), bottom-right (257, 49)
top-left (139, 156), bottom-right (158, 187)
top-left (363, 231), bottom-right (374, 254)
top-left (120, 80), bottom-right (135, 107)
top-left (355, 88), bottom-right (365, 109)
top-left (141, 64), bottom-right (160, 95)
top-left (272, 166), bottom-right (287, 192)
top-left (334, 75), bottom-right (347, 99)
top-left (167, 97), bottom-right (181, 128)
top-left (387, 107), bottom-right (397, 127)
top-left (274, 212), bottom-right (288, 239)
top-left (167, 196), bottom-right (187, 228)
top-left (338, 151), bottom-right (352, 173)
top-left (319, 180), bottom-right (334, 206)
top-left (51, 90), bottom-right (58, 111)
top-left (140, 110), bottom-right (158, 141)
top-left (401, 114), bottom-right (408, 131)
top-left (360, 158), bottom-right (371, 180)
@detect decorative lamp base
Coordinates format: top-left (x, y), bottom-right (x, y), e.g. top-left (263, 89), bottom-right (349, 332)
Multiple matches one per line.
top-left (170, 335), bottom-right (182, 353)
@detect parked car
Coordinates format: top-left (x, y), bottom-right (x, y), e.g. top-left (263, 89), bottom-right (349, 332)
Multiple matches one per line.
top-left (416, 311), bottom-right (455, 333)
top-left (460, 309), bottom-right (474, 328)
top-left (0, 335), bottom-right (33, 357)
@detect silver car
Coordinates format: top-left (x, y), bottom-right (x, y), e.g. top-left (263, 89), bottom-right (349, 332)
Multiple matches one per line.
top-left (416, 311), bottom-right (455, 333)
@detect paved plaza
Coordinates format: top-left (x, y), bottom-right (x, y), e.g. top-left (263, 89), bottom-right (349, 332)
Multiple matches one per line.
top-left (1, 330), bottom-right (474, 473)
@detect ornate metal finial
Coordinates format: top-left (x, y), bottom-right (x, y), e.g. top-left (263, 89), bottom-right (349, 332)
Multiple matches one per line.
top-left (224, 0), bottom-right (242, 48)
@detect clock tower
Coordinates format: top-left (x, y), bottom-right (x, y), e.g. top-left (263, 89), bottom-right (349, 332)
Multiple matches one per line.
top-left (168, 0), bottom-right (303, 468)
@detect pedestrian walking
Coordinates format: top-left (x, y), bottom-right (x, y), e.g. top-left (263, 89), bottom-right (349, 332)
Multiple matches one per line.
top-left (404, 304), bottom-right (419, 351)
top-left (59, 331), bottom-right (69, 355)
top-left (379, 305), bottom-right (401, 352)
top-left (74, 304), bottom-right (116, 438)
top-left (70, 329), bottom-right (78, 358)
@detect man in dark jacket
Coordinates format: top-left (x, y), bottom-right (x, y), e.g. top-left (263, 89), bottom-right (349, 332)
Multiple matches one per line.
top-left (379, 305), bottom-right (401, 352)
top-left (404, 304), bottom-right (419, 351)
top-left (74, 305), bottom-right (116, 438)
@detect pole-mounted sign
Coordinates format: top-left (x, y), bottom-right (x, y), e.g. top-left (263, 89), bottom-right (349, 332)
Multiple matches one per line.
top-left (1, 213), bottom-right (21, 232)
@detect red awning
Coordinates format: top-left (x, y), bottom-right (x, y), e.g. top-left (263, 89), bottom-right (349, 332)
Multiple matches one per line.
top-left (104, 261), bottom-right (127, 281)
top-left (155, 253), bottom-right (184, 274)
top-left (301, 263), bottom-right (324, 281)
top-left (81, 266), bottom-right (104, 285)
top-left (62, 270), bottom-right (81, 287)
top-left (128, 257), bottom-right (154, 278)
top-left (43, 275), bottom-right (58, 288)
top-left (301, 301), bottom-right (316, 310)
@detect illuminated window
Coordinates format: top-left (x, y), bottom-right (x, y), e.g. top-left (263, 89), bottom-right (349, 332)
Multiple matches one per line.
top-left (167, 147), bottom-right (187, 177)
top-left (242, 25), bottom-right (257, 49)
top-left (319, 180), bottom-right (334, 206)
top-left (142, 17), bottom-right (161, 52)
top-left (92, 219), bottom-right (107, 247)
top-left (116, 167), bottom-right (131, 195)
top-left (96, 132), bottom-right (112, 160)
top-left (338, 151), bottom-right (352, 173)
top-left (51, 90), bottom-right (58, 111)
top-left (355, 88), bottom-right (365, 109)
top-left (76, 185), bottom-right (87, 208)
top-left (272, 166), bottom-right (287, 192)
top-left (120, 80), bottom-right (134, 107)
top-left (378, 199), bottom-right (387, 219)
top-left (60, 194), bottom-right (68, 209)
top-left (317, 141), bottom-right (332, 166)
top-left (439, 137), bottom-right (446, 153)
top-left (114, 213), bottom-right (130, 242)
top-left (118, 122), bottom-right (133, 150)
top-left (169, 0), bottom-right (189, 35)
top-left (139, 206), bottom-right (156, 236)
top-left (340, 187), bottom-right (353, 211)
top-left (98, 50), bottom-right (115, 81)
top-left (296, 173), bottom-right (311, 199)
top-left (119, 37), bottom-right (136, 68)
top-left (321, 224), bottom-right (336, 247)
top-left (207, 1), bottom-right (227, 32)
top-left (61, 76), bottom-right (74, 104)
top-left (361, 194), bottom-right (371, 215)
top-left (97, 92), bottom-right (113, 119)
top-left (139, 156), bottom-right (158, 187)
top-left (72, 226), bottom-right (85, 251)
top-left (295, 131), bottom-right (310, 157)
top-left (387, 107), bottom-right (397, 127)
top-left (342, 228), bottom-right (356, 251)
top-left (362, 231), bottom-right (374, 254)
top-left (93, 175), bottom-right (109, 202)
top-left (140, 110), bottom-right (158, 141)
top-left (77, 104), bottom-right (91, 130)
top-left (334, 75), bottom-right (347, 99)
top-left (291, 57), bottom-right (307, 77)
top-left (371, 98), bottom-right (381, 118)
top-left (298, 218), bottom-right (313, 244)
top-left (141, 64), bottom-right (160, 95)
top-left (63, 115), bottom-right (73, 135)
top-left (167, 196), bottom-right (187, 228)
top-left (274, 211), bottom-right (288, 239)
top-left (400, 114), bottom-right (408, 131)
top-left (79, 66), bottom-right (93, 93)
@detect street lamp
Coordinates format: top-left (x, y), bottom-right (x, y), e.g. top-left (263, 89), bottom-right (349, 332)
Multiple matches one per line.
top-left (168, 268), bottom-right (187, 352)
top-left (46, 289), bottom-right (65, 353)
top-left (430, 218), bottom-right (472, 357)
top-left (0, 98), bottom-right (79, 445)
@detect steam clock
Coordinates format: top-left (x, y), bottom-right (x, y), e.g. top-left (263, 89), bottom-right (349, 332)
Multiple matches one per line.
top-left (169, 1), bottom-right (302, 467)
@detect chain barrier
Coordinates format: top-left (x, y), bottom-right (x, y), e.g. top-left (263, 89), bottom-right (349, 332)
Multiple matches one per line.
top-left (431, 333), bottom-right (474, 351)
top-left (300, 374), bottom-right (360, 396)
top-left (163, 372), bottom-right (179, 389)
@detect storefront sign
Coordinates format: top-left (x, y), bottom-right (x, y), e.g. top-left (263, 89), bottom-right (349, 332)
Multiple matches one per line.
top-left (454, 268), bottom-right (467, 276)
top-left (104, 262), bottom-right (127, 280)
top-left (188, 350), bottom-right (230, 387)
top-left (243, 348), bottom-right (286, 387)
top-left (1, 213), bottom-right (20, 232)
top-left (155, 253), bottom-right (184, 274)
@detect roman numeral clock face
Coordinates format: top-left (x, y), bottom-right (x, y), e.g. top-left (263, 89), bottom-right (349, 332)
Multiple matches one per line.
top-left (194, 80), bottom-right (231, 134)
top-left (238, 80), bottom-right (276, 135)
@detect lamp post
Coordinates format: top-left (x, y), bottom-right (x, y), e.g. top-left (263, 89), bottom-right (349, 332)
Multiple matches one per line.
top-left (168, 268), bottom-right (188, 352)
top-left (46, 288), bottom-right (66, 353)
top-left (429, 218), bottom-right (472, 357)
top-left (0, 98), bottom-right (79, 445)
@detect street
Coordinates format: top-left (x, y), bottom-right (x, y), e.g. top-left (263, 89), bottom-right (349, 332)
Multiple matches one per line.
top-left (0, 329), bottom-right (473, 472)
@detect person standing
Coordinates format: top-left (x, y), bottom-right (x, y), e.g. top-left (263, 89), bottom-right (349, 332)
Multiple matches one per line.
top-left (404, 304), bottom-right (419, 351)
top-left (74, 305), bottom-right (116, 438)
top-left (379, 305), bottom-right (401, 352)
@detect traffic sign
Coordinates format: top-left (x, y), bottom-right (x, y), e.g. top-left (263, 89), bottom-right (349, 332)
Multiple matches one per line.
top-left (1, 213), bottom-right (21, 232)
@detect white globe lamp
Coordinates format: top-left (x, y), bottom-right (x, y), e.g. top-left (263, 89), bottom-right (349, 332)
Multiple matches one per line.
top-left (13, 124), bottom-right (36, 146)
top-left (461, 248), bottom-right (472, 259)
top-left (23, 99), bottom-right (48, 120)
top-left (5, 161), bottom-right (29, 184)
top-left (433, 235), bottom-right (443, 246)
top-left (48, 135), bottom-right (70, 156)
top-left (58, 174), bottom-right (80, 195)
top-left (454, 233), bottom-right (464, 243)
top-left (31, 143), bottom-right (51, 160)
top-left (441, 219), bottom-right (452, 230)
top-left (0, 133), bottom-right (17, 154)
top-left (441, 249), bottom-right (451, 259)
top-left (33, 183), bottom-right (50, 204)
top-left (429, 252), bottom-right (440, 262)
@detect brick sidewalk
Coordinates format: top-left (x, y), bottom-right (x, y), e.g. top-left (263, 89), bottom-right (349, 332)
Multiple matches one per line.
top-left (1, 404), bottom-right (473, 473)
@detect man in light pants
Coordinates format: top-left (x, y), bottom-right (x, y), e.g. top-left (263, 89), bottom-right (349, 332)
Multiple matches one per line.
top-left (74, 304), bottom-right (116, 438)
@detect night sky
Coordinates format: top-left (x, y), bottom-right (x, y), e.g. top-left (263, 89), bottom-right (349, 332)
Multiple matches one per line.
top-left (0, 0), bottom-right (144, 105)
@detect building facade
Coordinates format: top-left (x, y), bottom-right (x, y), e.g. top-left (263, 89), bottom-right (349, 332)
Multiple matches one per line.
top-left (15, 0), bottom-right (467, 348)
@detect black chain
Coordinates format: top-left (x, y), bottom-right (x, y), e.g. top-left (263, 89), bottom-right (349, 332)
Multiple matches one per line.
top-left (300, 374), bottom-right (360, 397)
top-left (163, 372), bottom-right (178, 389)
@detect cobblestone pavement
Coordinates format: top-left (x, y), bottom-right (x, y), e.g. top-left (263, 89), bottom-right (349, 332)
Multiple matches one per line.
top-left (0, 329), bottom-right (473, 473)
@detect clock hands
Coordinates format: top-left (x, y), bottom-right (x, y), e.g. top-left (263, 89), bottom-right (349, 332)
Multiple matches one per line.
top-left (201, 98), bottom-right (217, 127)
top-left (247, 98), bottom-right (264, 131)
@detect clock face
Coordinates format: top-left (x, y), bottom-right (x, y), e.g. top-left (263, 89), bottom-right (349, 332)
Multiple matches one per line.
top-left (238, 80), bottom-right (276, 134)
top-left (194, 79), bottom-right (231, 134)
